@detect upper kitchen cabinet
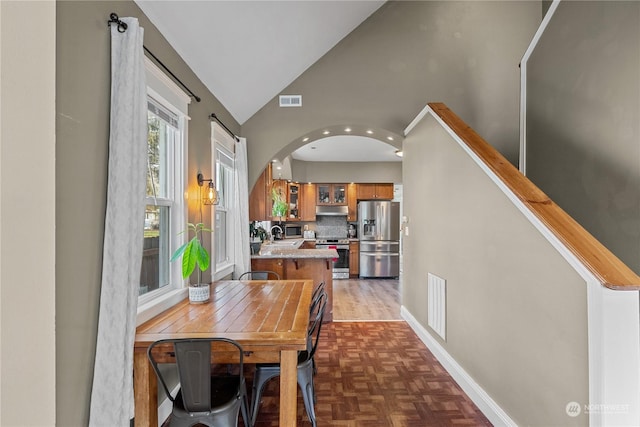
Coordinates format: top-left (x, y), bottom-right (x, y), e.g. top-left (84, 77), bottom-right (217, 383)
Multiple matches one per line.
top-left (356, 183), bottom-right (394, 200)
top-left (347, 183), bottom-right (357, 221)
top-left (317, 184), bottom-right (347, 205)
top-left (300, 183), bottom-right (316, 221)
top-left (249, 164), bottom-right (270, 221)
top-left (287, 182), bottom-right (300, 220)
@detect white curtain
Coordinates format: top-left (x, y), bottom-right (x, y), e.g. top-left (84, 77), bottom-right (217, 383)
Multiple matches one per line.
top-left (233, 137), bottom-right (251, 277)
top-left (89, 17), bottom-right (147, 426)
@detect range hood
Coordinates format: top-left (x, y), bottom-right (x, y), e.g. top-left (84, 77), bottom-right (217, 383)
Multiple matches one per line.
top-left (316, 205), bottom-right (348, 216)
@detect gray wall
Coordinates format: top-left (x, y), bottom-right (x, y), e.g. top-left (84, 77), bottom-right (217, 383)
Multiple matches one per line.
top-left (242, 1), bottom-right (541, 187)
top-left (403, 114), bottom-right (589, 425)
top-left (56, 1), bottom-right (237, 424)
top-left (292, 160), bottom-right (402, 183)
top-left (526, 1), bottom-right (640, 274)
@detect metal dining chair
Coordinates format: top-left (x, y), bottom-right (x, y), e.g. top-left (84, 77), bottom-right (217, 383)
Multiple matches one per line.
top-left (238, 270), bottom-right (280, 280)
top-left (250, 290), bottom-right (328, 427)
top-left (147, 337), bottom-right (250, 427)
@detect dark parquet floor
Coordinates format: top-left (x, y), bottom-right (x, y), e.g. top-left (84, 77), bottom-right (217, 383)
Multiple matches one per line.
top-left (250, 321), bottom-right (491, 427)
top-left (163, 321), bottom-right (492, 426)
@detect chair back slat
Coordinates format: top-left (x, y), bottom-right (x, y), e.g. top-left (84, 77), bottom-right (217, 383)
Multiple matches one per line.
top-left (174, 340), bottom-right (212, 412)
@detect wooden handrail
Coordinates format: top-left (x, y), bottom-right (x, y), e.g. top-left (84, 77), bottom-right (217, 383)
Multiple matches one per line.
top-left (428, 102), bottom-right (640, 290)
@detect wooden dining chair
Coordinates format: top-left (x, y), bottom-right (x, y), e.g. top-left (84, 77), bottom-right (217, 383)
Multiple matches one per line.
top-left (250, 290), bottom-right (328, 427)
top-left (147, 337), bottom-right (250, 427)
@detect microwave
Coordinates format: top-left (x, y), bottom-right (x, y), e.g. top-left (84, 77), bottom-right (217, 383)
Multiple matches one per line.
top-left (284, 224), bottom-right (302, 238)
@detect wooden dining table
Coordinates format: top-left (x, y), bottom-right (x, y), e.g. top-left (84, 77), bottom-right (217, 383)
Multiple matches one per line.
top-left (133, 279), bottom-right (313, 426)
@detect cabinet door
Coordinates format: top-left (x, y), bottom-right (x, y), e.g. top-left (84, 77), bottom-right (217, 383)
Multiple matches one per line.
top-left (317, 184), bottom-right (331, 205)
top-left (333, 184), bottom-right (347, 204)
top-left (249, 167), bottom-right (268, 221)
top-left (347, 183), bottom-right (357, 221)
top-left (375, 184), bottom-right (394, 200)
top-left (356, 183), bottom-right (376, 200)
top-left (300, 183), bottom-right (316, 221)
top-left (287, 183), bottom-right (300, 221)
top-left (349, 242), bottom-right (359, 277)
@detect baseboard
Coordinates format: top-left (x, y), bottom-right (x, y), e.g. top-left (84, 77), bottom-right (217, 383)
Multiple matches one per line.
top-left (401, 306), bottom-right (517, 427)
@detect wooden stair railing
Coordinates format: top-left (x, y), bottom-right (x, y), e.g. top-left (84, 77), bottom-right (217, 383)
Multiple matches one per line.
top-left (428, 102), bottom-right (640, 291)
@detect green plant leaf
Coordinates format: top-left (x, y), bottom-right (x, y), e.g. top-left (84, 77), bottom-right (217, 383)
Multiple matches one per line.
top-left (170, 242), bottom-right (188, 262)
top-left (196, 241), bottom-right (209, 271)
top-left (181, 237), bottom-right (198, 279)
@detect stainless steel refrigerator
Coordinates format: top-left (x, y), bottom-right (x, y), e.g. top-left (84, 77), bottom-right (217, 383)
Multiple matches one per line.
top-left (358, 200), bottom-right (400, 278)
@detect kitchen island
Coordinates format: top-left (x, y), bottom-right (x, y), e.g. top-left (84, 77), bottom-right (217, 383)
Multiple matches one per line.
top-left (251, 240), bottom-right (336, 321)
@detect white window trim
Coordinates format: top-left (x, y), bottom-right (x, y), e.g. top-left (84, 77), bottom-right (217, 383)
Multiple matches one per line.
top-left (137, 58), bottom-right (191, 325)
top-left (212, 122), bottom-right (237, 281)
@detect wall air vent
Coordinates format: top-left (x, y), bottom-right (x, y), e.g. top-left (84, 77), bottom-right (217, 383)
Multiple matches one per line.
top-left (279, 95), bottom-right (302, 107)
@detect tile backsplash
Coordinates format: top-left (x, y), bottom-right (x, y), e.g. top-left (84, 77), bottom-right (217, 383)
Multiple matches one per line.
top-left (315, 215), bottom-right (348, 238)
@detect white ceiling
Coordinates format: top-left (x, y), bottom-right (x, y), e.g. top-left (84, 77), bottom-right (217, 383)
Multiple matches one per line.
top-left (135, 0), bottom-right (398, 162)
top-left (136, 0), bottom-right (384, 125)
top-left (292, 135), bottom-right (401, 162)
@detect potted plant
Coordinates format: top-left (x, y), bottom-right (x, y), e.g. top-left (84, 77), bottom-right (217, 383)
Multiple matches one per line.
top-left (249, 221), bottom-right (267, 254)
top-left (170, 222), bottom-right (211, 303)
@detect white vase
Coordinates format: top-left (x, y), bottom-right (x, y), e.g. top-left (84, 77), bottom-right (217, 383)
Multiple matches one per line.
top-left (189, 285), bottom-right (210, 304)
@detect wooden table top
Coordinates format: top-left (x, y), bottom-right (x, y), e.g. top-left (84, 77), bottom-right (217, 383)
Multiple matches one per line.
top-left (135, 280), bottom-right (313, 350)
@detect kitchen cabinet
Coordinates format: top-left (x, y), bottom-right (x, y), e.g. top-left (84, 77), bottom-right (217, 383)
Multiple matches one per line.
top-left (349, 241), bottom-right (359, 277)
top-left (287, 182), bottom-right (300, 220)
top-left (317, 183), bottom-right (347, 205)
top-left (300, 183), bottom-right (316, 221)
top-left (347, 183), bottom-right (357, 221)
top-left (249, 165), bottom-right (270, 221)
top-left (356, 183), bottom-right (394, 200)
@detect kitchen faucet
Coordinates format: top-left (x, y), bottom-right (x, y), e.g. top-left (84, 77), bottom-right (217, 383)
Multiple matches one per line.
top-left (270, 225), bottom-right (283, 241)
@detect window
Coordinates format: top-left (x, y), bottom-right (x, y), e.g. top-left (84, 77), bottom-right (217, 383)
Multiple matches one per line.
top-left (212, 123), bottom-right (236, 280)
top-left (214, 147), bottom-right (234, 272)
top-left (138, 58), bottom-right (189, 309)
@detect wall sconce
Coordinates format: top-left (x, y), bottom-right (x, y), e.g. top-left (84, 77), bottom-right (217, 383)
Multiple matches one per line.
top-left (197, 172), bottom-right (218, 205)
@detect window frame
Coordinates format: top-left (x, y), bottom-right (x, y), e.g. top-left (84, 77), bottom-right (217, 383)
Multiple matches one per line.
top-left (211, 123), bottom-right (237, 280)
top-left (137, 57), bottom-right (191, 325)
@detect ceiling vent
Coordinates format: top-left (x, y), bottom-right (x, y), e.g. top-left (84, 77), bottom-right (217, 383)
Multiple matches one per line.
top-left (279, 95), bottom-right (302, 107)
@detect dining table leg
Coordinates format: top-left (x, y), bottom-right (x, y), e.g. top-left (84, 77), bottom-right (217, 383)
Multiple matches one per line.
top-left (280, 349), bottom-right (299, 425)
top-left (133, 350), bottom-right (158, 427)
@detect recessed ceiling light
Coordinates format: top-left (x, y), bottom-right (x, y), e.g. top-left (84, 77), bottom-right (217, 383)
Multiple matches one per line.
top-left (276, 166), bottom-right (282, 170)
top-left (271, 159), bottom-right (278, 163)
top-left (395, 150), bottom-right (403, 157)
top-left (387, 136), bottom-right (394, 141)
top-left (344, 127), bottom-right (352, 132)
top-left (323, 130), bottom-right (330, 135)
top-left (366, 130), bottom-right (374, 134)
top-left (302, 137), bottom-right (309, 142)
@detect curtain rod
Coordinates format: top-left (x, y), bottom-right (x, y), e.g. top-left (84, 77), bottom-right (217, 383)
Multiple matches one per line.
top-left (209, 113), bottom-right (240, 142)
top-left (108, 13), bottom-right (201, 103)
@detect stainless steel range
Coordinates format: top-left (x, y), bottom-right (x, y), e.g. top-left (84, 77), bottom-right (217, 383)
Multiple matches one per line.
top-left (315, 238), bottom-right (349, 279)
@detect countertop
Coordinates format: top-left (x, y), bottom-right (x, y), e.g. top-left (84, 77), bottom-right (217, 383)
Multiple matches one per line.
top-left (251, 239), bottom-right (338, 259)
top-left (251, 248), bottom-right (338, 259)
